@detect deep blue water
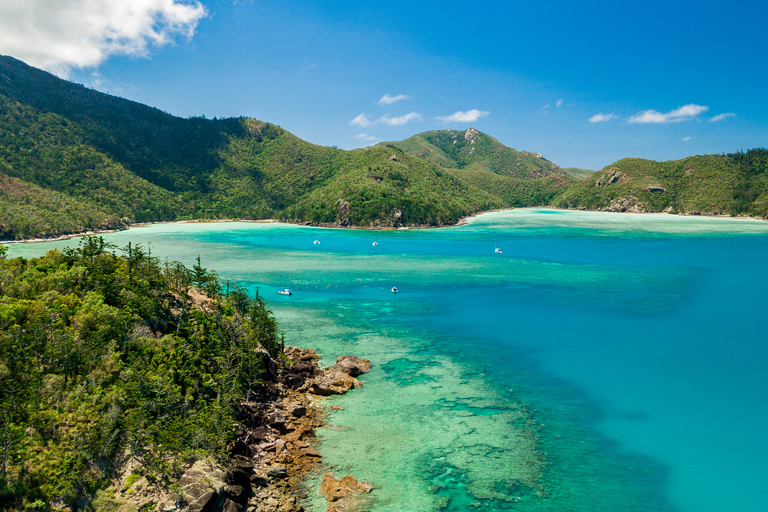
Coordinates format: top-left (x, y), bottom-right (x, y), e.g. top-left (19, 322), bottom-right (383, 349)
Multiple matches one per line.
top-left (8, 209), bottom-right (768, 511)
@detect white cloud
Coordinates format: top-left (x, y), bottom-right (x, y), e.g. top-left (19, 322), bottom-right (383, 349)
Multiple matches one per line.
top-left (436, 109), bottom-right (490, 124)
top-left (355, 133), bottom-right (378, 141)
top-left (379, 94), bottom-right (412, 105)
top-left (350, 113), bottom-right (373, 127)
top-left (556, 99), bottom-right (563, 107)
top-left (378, 112), bottom-right (422, 125)
top-left (350, 112), bottom-right (422, 127)
top-left (589, 113), bottom-right (617, 123)
top-left (682, 136), bottom-right (693, 141)
top-left (628, 104), bottom-right (709, 124)
top-left (542, 104), bottom-right (551, 110)
top-left (710, 112), bottom-right (736, 122)
top-left (0, 0), bottom-right (207, 77)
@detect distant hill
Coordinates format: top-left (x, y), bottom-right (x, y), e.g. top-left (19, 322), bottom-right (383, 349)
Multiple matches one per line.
top-left (551, 150), bottom-right (768, 217)
top-left (0, 55), bottom-right (764, 240)
top-left (379, 128), bottom-right (584, 208)
top-left (380, 128), bottom-right (587, 179)
top-left (0, 56), bottom-right (508, 238)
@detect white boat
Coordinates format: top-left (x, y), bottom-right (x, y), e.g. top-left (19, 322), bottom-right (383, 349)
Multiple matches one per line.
top-left (391, 286), bottom-right (398, 293)
top-left (277, 288), bottom-right (293, 295)
top-left (372, 241), bottom-right (379, 246)
top-left (313, 240), bottom-right (320, 244)
top-left (495, 247), bottom-right (502, 254)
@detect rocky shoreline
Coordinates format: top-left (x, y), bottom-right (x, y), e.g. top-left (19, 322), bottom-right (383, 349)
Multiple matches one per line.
top-left (115, 347), bottom-right (373, 512)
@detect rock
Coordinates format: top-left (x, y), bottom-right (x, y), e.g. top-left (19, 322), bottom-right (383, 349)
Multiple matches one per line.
top-left (224, 485), bottom-right (248, 504)
top-left (288, 404), bottom-right (306, 417)
top-left (464, 127), bottom-right (479, 142)
top-left (177, 460), bottom-right (227, 512)
top-left (320, 474), bottom-right (373, 512)
top-left (307, 371), bottom-right (361, 396)
top-left (251, 425), bottom-right (268, 441)
top-left (328, 356), bottom-right (372, 377)
top-left (256, 347), bottom-right (278, 382)
top-left (336, 200), bottom-right (352, 226)
top-left (267, 466), bottom-right (289, 479)
top-left (268, 412), bottom-right (287, 429)
top-left (250, 473), bottom-right (269, 488)
top-left (222, 498), bottom-right (242, 512)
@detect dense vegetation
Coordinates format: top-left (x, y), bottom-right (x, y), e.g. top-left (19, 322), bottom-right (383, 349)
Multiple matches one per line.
top-left (0, 56), bottom-right (579, 239)
top-left (0, 237), bottom-right (282, 510)
top-left (379, 128), bottom-right (573, 179)
top-left (552, 149), bottom-right (768, 217)
top-left (1, 55), bottom-right (766, 241)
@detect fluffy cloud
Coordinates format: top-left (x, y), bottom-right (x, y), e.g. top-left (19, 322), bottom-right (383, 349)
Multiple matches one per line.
top-left (556, 99), bottom-right (563, 107)
top-left (710, 112), bottom-right (736, 122)
top-left (355, 133), bottom-right (378, 141)
top-left (379, 94), bottom-right (411, 105)
top-left (0, 0), bottom-right (207, 77)
top-left (588, 113), bottom-right (617, 123)
top-left (436, 109), bottom-right (490, 124)
top-left (628, 104), bottom-right (709, 124)
top-left (350, 114), bottom-right (373, 127)
top-left (378, 112), bottom-right (422, 125)
top-left (349, 112), bottom-right (422, 127)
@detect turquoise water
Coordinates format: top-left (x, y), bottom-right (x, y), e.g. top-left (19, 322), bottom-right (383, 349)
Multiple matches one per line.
top-left (8, 209), bottom-right (768, 511)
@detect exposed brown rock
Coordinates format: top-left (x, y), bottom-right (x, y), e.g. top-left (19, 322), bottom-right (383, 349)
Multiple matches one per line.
top-left (320, 474), bottom-right (374, 512)
top-left (111, 346), bottom-right (372, 512)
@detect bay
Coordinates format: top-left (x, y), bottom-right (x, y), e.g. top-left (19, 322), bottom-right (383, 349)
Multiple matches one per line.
top-left (8, 208), bottom-right (768, 511)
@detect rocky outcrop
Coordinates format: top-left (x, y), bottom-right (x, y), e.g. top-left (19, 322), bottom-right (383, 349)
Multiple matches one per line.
top-left (114, 347), bottom-right (372, 512)
top-left (320, 474), bottom-right (374, 512)
top-left (601, 196), bottom-right (646, 213)
top-left (303, 355), bottom-right (370, 396)
top-left (595, 168), bottom-right (625, 187)
top-left (336, 200), bottom-right (352, 226)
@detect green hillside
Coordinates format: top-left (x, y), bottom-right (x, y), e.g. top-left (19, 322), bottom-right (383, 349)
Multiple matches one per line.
top-left (380, 128), bottom-right (574, 179)
top-left (0, 238), bottom-right (282, 510)
top-left (1, 55), bottom-right (765, 239)
top-left (551, 150), bottom-right (768, 217)
top-left (0, 56), bottom-right (519, 239)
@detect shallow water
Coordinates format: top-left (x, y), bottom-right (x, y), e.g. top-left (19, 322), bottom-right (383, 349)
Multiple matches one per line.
top-left (8, 209), bottom-right (768, 512)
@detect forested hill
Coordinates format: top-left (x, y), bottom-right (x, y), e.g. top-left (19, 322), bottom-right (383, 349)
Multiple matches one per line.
top-left (379, 128), bottom-right (588, 179)
top-left (1, 56), bottom-right (765, 240)
top-left (551, 150), bottom-right (768, 218)
top-left (0, 56), bottom-right (576, 240)
top-left (0, 238), bottom-right (283, 510)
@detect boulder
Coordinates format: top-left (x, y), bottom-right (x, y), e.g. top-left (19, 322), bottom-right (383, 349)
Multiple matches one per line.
top-left (306, 372), bottom-right (361, 396)
top-left (320, 474), bottom-right (373, 512)
top-left (327, 356), bottom-right (372, 377)
top-left (176, 460), bottom-right (227, 512)
top-left (267, 466), bottom-right (289, 479)
top-left (250, 473), bottom-right (269, 488)
top-left (288, 404), bottom-right (307, 418)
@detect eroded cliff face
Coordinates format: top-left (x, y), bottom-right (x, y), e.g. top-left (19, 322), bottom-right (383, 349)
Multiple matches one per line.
top-left (111, 348), bottom-right (373, 512)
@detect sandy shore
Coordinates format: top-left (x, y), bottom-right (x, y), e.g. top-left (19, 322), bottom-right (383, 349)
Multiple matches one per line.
top-left (3, 207), bottom-right (765, 245)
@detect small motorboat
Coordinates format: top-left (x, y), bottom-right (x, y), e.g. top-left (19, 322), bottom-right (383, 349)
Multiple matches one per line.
top-left (495, 247), bottom-right (502, 254)
top-left (277, 288), bottom-right (293, 295)
top-left (313, 240), bottom-right (320, 244)
top-left (391, 286), bottom-right (398, 293)
top-left (372, 241), bottom-right (379, 246)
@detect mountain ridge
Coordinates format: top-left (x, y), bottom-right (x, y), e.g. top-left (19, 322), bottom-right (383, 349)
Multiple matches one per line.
top-left (0, 55), bottom-right (766, 240)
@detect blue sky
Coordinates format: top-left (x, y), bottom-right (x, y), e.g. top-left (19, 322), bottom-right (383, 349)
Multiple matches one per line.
top-left (1, 0), bottom-right (766, 169)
